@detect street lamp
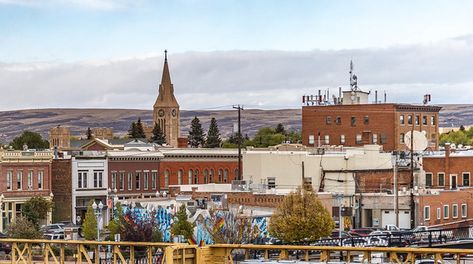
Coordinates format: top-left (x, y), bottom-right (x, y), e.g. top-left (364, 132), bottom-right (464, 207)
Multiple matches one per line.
top-left (0, 194), bottom-right (4, 232)
top-left (92, 201), bottom-right (104, 241)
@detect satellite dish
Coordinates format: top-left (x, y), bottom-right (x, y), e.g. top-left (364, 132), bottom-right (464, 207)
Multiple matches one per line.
top-left (404, 131), bottom-right (428, 152)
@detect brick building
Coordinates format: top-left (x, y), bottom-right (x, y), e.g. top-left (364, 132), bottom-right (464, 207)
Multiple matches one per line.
top-left (302, 103), bottom-right (441, 151)
top-left (0, 150), bottom-right (54, 232)
top-left (160, 149), bottom-right (239, 187)
top-left (51, 158), bottom-right (72, 223)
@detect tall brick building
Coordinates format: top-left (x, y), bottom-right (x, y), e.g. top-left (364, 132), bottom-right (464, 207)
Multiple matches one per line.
top-left (302, 94), bottom-right (441, 151)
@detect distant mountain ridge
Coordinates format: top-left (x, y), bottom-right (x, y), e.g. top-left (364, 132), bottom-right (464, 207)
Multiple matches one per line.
top-left (0, 105), bottom-right (470, 143)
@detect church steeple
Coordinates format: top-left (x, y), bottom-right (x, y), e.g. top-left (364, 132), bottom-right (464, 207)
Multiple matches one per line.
top-left (153, 50), bottom-right (180, 147)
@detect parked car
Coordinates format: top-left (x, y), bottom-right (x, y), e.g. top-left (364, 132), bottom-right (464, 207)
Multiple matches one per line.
top-left (41, 224), bottom-right (65, 234)
top-left (0, 233), bottom-right (11, 254)
top-left (348, 228), bottom-right (378, 237)
top-left (44, 233), bottom-right (65, 240)
top-left (331, 230), bottom-right (352, 239)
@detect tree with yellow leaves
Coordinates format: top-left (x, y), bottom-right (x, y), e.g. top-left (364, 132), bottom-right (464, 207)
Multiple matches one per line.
top-left (268, 185), bottom-right (334, 243)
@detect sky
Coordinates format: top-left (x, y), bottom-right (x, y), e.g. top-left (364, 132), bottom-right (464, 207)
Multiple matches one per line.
top-left (1, 0), bottom-right (473, 110)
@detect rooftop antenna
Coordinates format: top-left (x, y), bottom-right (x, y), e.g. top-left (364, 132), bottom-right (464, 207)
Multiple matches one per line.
top-left (349, 60), bottom-right (358, 91)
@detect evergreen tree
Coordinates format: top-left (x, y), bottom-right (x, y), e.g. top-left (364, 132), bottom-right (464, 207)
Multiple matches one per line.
top-left (188, 116), bottom-right (205, 148)
top-left (204, 117), bottom-right (222, 148)
top-left (136, 118), bottom-right (146, 138)
top-left (275, 123), bottom-right (286, 135)
top-left (171, 205), bottom-right (194, 240)
top-left (151, 122), bottom-right (166, 145)
top-left (128, 122), bottom-right (137, 138)
top-left (83, 202), bottom-right (97, 240)
top-left (86, 127), bottom-right (93, 140)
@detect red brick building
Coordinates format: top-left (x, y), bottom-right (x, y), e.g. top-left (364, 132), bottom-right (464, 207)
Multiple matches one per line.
top-left (160, 149), bottom-right (239, 187)
top-left (51, 158), bottom-right (72, 222)
top-left (0, 150), bottom-right (54, 232)
top-left (420, 144), bottom-right (473, 227)
top-left (302, 103), bottom-right (441, 151)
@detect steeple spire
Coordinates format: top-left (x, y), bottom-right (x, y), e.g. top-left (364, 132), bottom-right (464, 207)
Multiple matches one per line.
top-left (161, 49), bottom-right (172, 88)
top-left (164, 49), bottom-right (168, 62)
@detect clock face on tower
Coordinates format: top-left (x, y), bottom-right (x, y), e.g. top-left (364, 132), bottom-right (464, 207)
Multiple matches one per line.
top-left (158, 109), bottom-right (165, 117)
top-left (172, 109), bottom-right (177, 117)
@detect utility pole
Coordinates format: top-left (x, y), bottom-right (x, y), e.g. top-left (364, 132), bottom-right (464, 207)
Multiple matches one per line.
top-left (410, 124), bottom-right (415, 229)
top-left (393, 151), bottom-right (399, 227)
top-left (233, 105), bottom-right (244, 180)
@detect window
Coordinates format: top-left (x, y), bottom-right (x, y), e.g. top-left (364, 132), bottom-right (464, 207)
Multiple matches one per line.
top-left (335, 117), bottom-right (341, 125)
top-left (463, 172), bottom-right (470, 187)
top-left (209, 169), bottom-right (214, 183)
top-left (380, 134), bottom-right (387, 144)
top-left (453, 204), bottom-right (458, 218)
top-left (408, 115), bottom-right (413, 125)
top-left (268, 177), bottom-right (276, 189)
top-left (436, 208), bottom-right (441, 220)
top-left (152, 171), bottom-right (157, 189)
top-left (218, 169), bottom-right (223, 183)
top-left (178, 170), bottom-right (183, 185)
top-left (308, 135), bottom-right (315, 145)
top-left (443, 205), bottom-right (449, 219)
top-left (438, 173), bottom-right (445, 186)
top-left (111, 171), bottom-right (117, 190)
top-left (17, 170), bottom-right (23, 190)
top-left (461, 204), bottom-right (467, 218)
top-left (372, 134), bottom-right (378, 144)
top-left (127, 172), bottom-right (132, 190)
top-left (340, 135), bottom-right (345, 144)
top-left (194, 169), bottom-right (199, 184)
top-left (424, 206), bottom-right (430, 221)
top-left (93, 170), bottom-right (103, 188)
top-left (164, 170), bottom-right (169, 187)
top-left (325, 116), bottom-right (332, 125)
top-left (431, 116), bottom-right (436, 125)
top-left (188, 169), bottom-right (193, 184)
top-left (143, 171), bottom-right (149, 190)
top-left (119, 171), bottom-right (125, 191)
top-left (422, 116), bottom-right (427, 125)
top-left (400, 133), bottom-right (405, 144)
top-left (28, 170), bottom-right (33, 190)
top-left (425, 173), bottom-right (433, 188)
top-left (324, 135), bottom-right (330, 145)
top-left (356, 134), bottom-right (362, 144)
top-left (415, 115), bottom-right (420, 125)
top-left (203, 169), bottom-right (209, 184)
top-left (7, 170), bottom-right (12, 190)
top-left (38, 170), bottom-right (43, 190)
top-left (364, 116), bottom-right (369, 125)
top-left (400, 115), bottom-right (405, 125)
top-left (224, 169), bottom-right (229, 183)
top-left (78, 170), bottom-right (87, 189)
top-left (351, 116), bottom-right (356, 126)
top-left (234, 168), bottom-right (239, 180)
top-left (135, 171), bottom-right (141, 190)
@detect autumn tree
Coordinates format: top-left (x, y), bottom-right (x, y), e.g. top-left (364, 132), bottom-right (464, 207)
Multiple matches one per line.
top-left (151, 122), bottom-right (166, 145)
top-left (22, 196), bottom-right (54, 228)
top-left (188, 116), bottom-right (205, 148)
top-left (122, 209), bottom-right (162, 242)
top-left (171, 205), bottom-right (194, 240)
top-left (7, 217), bottom-right (42, 239)
top-left (10, 131), bottom-right (49, 150)
top-left (204, 117), bottom-right (222, 148)
top-left (269, 186), bottom-right (334, 243)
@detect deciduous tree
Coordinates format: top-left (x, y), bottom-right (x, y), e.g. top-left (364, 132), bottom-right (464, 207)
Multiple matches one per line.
top-left (204, 118), bottom-right (222, 148)
top-left (171, 205), bottom-right (194, 240)
top-left (269, 186), bottom-right (334, 243)
top-left (7, 217), bottom-right (42, 239)
top-left (10, 131), bottom-right (49, 150)
top-left (22, 196), bottom-right (54, 228)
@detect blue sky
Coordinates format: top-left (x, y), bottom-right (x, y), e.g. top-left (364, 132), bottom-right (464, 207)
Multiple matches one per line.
top-left (1, 0), bottom-right (473, 110)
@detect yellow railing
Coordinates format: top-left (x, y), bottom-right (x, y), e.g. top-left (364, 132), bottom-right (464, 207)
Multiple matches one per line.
top-left (0, 239), bottom-right (472, 264)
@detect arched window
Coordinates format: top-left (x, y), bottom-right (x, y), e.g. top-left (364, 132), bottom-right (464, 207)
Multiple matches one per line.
top-left (234, 168), bottom-right (239, 180)
top-left (224, 169), bottom-right (229, 183)
top-left (178, 170), bottom-right (183, 185)
top-left (203, 169), bottom-right (209, 184)
top-left (218, 169), bottom-right (223, 183)
top-left (209, 169), bottom-right (214, 183)
top-left (188, 169), bottom-right (193, 184)
top-left (164, 170), bottom-right (169, 188)
top-left (194, 169), bottom-right (199, 184)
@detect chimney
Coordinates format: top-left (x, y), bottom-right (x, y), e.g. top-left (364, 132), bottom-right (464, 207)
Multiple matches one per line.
top-left (445, 143), bottom-right (451, 158)
top-left (375, 90), bottom-right (378, 104)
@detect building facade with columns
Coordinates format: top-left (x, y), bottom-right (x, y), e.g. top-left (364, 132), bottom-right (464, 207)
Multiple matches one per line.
top-left (0, 149), bottom-right (54, 232)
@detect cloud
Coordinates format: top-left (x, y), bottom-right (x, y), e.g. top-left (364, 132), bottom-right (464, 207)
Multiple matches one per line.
top-left (0, 0), bottom-right (137, 10)
top-left (2, 36), bottom-right (473, 111)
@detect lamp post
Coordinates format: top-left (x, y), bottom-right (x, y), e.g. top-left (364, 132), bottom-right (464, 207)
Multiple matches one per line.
top-left (107, 188), bottom-right (118, 220)
top-left (0, 194), bottom-right (4, 233)
top-left (92, 201), bottom-right (104, 241)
